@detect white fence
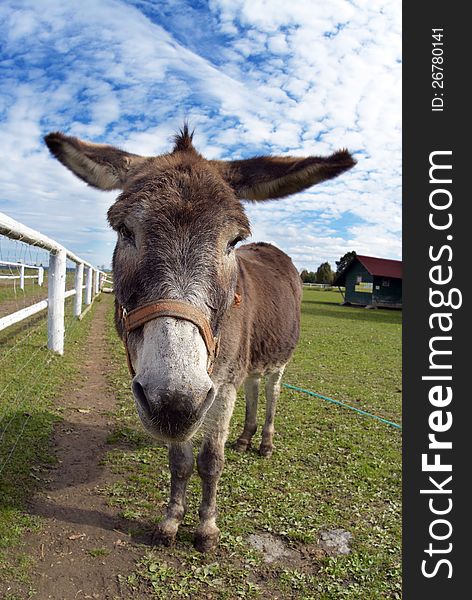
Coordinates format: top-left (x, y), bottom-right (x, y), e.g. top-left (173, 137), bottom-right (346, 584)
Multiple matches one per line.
top-left (0, 260), bottom-right (44, 288)
top-left (0, 212), bottom-right (106, 354)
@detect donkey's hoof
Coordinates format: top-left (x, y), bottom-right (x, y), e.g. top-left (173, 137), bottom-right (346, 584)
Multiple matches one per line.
top-left (194, 528), bottom-right (220, 553)
top-left (234, 438), bottom-right (250, 452)
top-left (152, 525), bottom-right (176, 547)
top-left (259, 444), bottom-right (273, 458)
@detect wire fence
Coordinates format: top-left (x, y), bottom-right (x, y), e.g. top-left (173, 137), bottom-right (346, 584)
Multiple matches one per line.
top-left (0, 237), bottom-right (50, 319)
top-left (0, 215), bottom-right (107, 478)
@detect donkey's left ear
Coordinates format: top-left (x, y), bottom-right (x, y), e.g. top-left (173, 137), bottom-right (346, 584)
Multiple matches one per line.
top-left (211, 150), bottom-right (356, 201)
top-left (44, 132), bottom-right (147, 190)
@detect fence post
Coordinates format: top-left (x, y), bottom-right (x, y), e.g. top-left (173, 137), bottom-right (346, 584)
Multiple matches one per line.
top-left (38, 266), bottom-right (44, 286)
top-left (19, 264), bottom-right (25, 290)
top-left (74, 262), bottom-right (84, 317)
top-left (94, 269), bottom-right (99, 296)
top-left (47, 248), bottom-right (67, 354)
top-left (85, 266), bottom-right (93, 305)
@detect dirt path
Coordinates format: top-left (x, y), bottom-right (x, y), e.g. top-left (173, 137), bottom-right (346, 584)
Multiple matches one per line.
top-left (17, 299), bottom-right (146, 599)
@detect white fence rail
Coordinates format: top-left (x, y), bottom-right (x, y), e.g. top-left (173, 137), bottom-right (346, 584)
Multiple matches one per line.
top-left (0, 260), bottom-right (44, 288)
top-left (0, 212), bottom-right (106, 354)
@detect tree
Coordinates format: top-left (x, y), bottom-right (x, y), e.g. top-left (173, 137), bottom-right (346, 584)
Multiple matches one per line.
top-left (335, 250), bottom-right (356, 275)
top-left (315, 262), bottom-right (335, 284)
top-left (300, 269), bottom-right (317, 283)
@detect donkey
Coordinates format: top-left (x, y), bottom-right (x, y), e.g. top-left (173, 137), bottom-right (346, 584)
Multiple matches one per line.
top-left (44, 127), bottom-right (355, 551)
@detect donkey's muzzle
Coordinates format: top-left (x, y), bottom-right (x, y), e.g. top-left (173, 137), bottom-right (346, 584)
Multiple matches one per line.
top-left (132, 380), bottom-right (214, 440)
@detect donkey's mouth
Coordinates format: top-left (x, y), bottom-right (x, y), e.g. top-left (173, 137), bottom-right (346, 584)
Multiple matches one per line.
top-left (132, 381), bottom-right (216, 442)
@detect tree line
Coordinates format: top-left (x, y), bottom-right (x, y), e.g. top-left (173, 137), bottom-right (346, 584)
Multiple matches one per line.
top-left (300, 251), bottom-right (356, 284)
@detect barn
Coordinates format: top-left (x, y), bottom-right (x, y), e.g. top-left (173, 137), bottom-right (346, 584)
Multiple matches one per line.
top-left (334, 255), bottom-right (402, 308)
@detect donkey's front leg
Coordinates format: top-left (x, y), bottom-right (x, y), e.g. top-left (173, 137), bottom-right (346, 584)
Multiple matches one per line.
top-left (154, 441), bottom-right (193, 546)
top-left (195, 384), bottom-right (236, 552)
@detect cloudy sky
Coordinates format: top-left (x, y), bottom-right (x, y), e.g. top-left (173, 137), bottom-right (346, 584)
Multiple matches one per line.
top-left (0, 0), bottom-right (401, 271)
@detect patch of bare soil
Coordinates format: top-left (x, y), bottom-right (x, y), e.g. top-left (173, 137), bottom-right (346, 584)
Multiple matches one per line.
top-left (11, 299), bottom-right (149, 600)
top-left (246, 529), bottom-right (352, 589)
top-left (247, 533), bottom-right (301, 564)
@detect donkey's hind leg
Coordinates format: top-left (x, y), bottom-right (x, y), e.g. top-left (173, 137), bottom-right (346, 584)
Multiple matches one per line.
top-left (235, 373), bottom-right (261, 452)
top-left (260, 365), bottom-right (286, 458)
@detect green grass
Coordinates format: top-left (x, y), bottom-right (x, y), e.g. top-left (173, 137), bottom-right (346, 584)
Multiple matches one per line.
top-left (0, 271), bottom-right (76, 316)
top-left (102, 289), bottom-right (402, 599)
top-left (291, 289), bottom-right (402, 424)
top-left (0, 297), bottom-right (99, 585)
top-left (0, 276), bottom-right (45, 312)
top-left (87, 547), bottom-right (110, 558)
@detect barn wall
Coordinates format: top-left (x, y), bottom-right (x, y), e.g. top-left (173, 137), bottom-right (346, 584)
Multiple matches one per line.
top-left (344, 261), bottom-right (373, 305)
top-left (372, 276), bottom-right (402, 306)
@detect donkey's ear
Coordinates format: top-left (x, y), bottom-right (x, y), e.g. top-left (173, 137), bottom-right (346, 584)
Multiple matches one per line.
top-left (44, 132), bottom-right (146, 190)
top-left (212, 150), bottom-right (356, 201)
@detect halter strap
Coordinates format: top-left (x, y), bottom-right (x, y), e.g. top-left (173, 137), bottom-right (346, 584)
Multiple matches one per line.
top-left (120, 293), bottom-right (242, 378)
top-left (120, 299), bottom-right (219, 377)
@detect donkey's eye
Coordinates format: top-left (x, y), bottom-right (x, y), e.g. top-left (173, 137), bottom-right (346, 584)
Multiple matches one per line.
top-left (119, 225), bottom-right (135, 244)
top-left (227, 235), bottom-right (243, 253)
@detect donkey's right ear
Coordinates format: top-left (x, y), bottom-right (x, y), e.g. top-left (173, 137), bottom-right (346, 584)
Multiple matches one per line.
top-left (44, 132), bottom-right (147, 190)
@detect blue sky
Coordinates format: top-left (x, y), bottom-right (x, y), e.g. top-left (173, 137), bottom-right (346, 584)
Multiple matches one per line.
top-left (0, 0), bottom-right (401, 271)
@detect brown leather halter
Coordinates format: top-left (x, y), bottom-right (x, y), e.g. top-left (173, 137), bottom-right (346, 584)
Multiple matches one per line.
top-left (120, 295), bottom-right (242, 377)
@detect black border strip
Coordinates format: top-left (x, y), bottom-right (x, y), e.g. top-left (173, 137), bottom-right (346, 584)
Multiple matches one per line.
top-left (403, 3), bottom-right (469, 597)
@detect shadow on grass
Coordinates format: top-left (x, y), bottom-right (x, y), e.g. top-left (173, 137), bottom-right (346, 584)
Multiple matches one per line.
top-left (302, 300), bottom-right (402, 325)
top-left (0, 312), bottom-right (46, 345)
top-left (29, 496), bottom-right (153, 546)
top-left (0, 408), bottom-right (58, 555)
top-left (0, 411), bottom-right (155, 547)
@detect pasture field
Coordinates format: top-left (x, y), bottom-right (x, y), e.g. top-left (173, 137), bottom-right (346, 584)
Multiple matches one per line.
top-left (0, 289), bottom-right (401, 598)
top-left (0, 271), bottom-right (76, 317)
top-left (102, 289), bottom-right (401, 599)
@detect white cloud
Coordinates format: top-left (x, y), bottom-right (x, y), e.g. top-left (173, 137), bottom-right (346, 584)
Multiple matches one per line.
top-left (0, 0), bottom-right (401, 270)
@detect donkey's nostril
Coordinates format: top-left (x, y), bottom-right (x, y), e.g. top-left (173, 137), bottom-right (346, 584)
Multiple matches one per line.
top-left (132, 380), bottom-right (152, 415)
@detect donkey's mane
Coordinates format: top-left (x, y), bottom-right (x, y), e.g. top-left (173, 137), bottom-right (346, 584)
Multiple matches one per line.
top-left (172, 124), bottom-right (195, 153)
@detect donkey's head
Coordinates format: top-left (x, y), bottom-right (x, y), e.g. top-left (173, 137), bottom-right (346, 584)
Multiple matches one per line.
top-left (45, 127), bottom-right (355, 442)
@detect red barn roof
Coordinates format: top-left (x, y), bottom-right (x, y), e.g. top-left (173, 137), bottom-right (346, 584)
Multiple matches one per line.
top-left (356, 255), bottom-right (402, 279)
top-left (333, 254), bottom-right (402, 286)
